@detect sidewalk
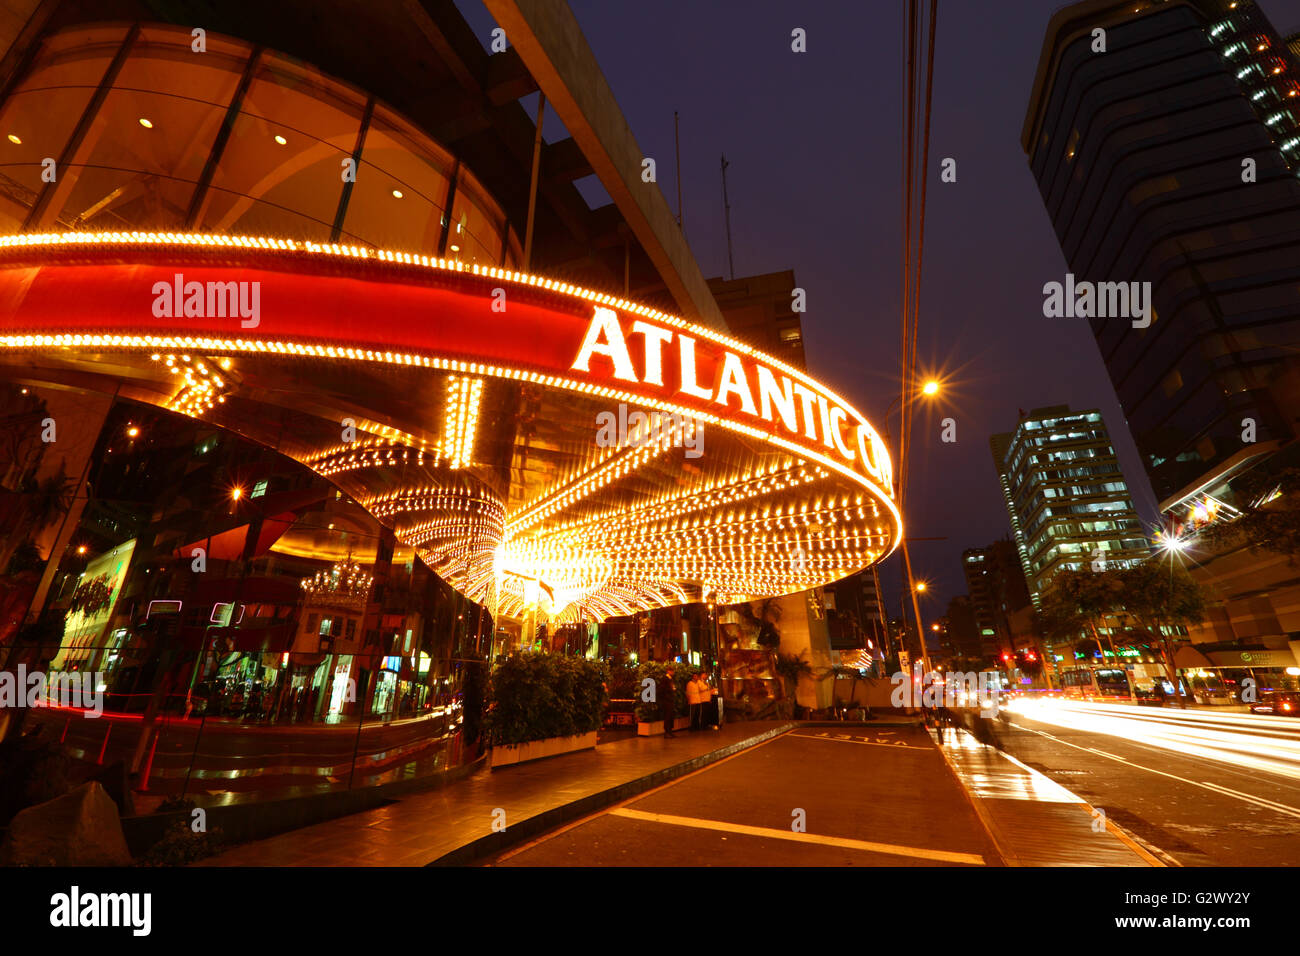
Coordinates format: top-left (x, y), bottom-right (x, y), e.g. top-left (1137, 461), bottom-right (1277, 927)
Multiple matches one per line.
top-left (196, 721), bottom-right (793, 866)
top-left (936, 725), bottom-right (1168, 866)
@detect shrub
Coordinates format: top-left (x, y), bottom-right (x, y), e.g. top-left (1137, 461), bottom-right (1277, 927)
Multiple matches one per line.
top-left (633, 662), bottom-right (690, 723)
top-left (138, 820), bottom-right (225, 866)
top-left (485, 653), bottom-right (607, 746)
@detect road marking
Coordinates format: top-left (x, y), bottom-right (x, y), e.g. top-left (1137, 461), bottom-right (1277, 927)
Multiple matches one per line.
top-left (787, 732), bottom-right (929, 750)
top-left (1196, 781), bottom-right (1300, 820)
top-left (1087, 748), bottom-right (1124, 761)
top-left (1011, 720), bottom-right (1300, 822)
top-left (608, 808), bottom-right (986, 865)
top-left (487, 729), bottom-right (792, 865)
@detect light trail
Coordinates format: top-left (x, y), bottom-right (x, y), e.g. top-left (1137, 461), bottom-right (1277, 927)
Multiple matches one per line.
top-left (1002, 698), bottom-right (1300, 781)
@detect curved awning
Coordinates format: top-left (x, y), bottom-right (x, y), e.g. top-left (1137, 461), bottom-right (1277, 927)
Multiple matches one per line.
top-left (0, 232), bottom-right (902, 621)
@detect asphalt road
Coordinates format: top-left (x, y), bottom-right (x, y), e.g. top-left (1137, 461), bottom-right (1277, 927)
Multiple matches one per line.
top-left (487, 725), bottom-right (1002, 867)
top-left (983, 702), bottom-right (1300, 866)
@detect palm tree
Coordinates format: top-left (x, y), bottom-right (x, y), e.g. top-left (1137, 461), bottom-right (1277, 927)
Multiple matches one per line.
top-left (773, 651), bottom-right (813, 718)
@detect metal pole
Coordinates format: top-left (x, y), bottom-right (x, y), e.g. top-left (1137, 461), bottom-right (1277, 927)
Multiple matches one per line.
top-left (674, 110), bottom-right (684, 231)
top-left (720, 154), bottom-right (734, 280)
top-left (523, 93), bottom-right (546, 271)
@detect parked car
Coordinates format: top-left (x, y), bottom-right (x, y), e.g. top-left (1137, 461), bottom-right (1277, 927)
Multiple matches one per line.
top-left (1249, 691), bottom-right (1300, 716)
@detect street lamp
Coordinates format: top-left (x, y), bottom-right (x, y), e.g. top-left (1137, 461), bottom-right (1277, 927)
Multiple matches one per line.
top-left (882, 379), bottom-right (943, 678)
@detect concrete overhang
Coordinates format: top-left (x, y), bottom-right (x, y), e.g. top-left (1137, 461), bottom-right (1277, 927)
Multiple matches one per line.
top-left (482, 0), bottom-right (727, 331)
top-left (1158, 440), bottom-right (1282, 514)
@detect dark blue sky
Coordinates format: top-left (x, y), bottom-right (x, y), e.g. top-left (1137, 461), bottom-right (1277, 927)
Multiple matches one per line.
top-left (461, 0), bottom-right (1300, 617)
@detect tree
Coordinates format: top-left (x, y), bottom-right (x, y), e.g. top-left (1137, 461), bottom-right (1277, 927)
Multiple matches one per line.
top-left (773, 651), bottom-right (813, 718)
top-left (1037, 568), bottom-right (1134, 700)
top-left (1115, 561), bottom-right (1205, 709)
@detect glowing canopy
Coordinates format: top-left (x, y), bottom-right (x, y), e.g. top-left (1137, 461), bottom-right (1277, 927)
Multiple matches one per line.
top-left (0, 232), bottom-right (901, 621)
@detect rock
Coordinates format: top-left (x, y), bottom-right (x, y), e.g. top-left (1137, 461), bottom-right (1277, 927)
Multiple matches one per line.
top-left (0, 781), bottom-right (132, 866)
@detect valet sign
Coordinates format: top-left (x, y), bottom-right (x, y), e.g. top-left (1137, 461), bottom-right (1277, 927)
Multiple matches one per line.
top-left (570, 307), bottom-right (893, 493)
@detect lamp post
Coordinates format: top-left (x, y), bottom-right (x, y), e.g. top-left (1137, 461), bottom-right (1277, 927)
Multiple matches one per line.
top-left (882, 380), bottom-right (941, 676)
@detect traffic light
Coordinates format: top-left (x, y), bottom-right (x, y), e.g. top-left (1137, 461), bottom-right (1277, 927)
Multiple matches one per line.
top-left (1001, 652), bottom-right (1011, 663)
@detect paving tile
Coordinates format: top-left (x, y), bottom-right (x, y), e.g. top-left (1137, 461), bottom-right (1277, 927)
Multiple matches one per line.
top-left (200, 721), bottom-right (788, 866)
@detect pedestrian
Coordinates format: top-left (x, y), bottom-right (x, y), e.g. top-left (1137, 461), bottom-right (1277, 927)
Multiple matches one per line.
top-left (932, 703), bottom-right (949, 744)
top-left (661, 667), bottom-right (677, 737)
top-left (687, 671), bottom-right (703, 731)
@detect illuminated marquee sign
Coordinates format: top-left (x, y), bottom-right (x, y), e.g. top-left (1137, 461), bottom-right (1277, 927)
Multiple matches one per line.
top-left (570, 307), bottom-right (892, 492)
top-left (0, 232), bottom-right (897, 506)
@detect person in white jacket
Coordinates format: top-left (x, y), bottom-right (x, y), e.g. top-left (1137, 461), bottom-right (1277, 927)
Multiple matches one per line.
top-left (686, 672), bottom-right (704, 731)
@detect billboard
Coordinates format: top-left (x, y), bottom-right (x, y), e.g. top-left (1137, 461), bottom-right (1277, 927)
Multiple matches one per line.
top-left (52, 539), bottom-right (136, 670)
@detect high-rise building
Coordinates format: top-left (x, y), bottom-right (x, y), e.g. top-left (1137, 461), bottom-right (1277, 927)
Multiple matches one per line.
top-left (1024, 0), bottom-right (1300, 506)
top-left (990, 406), bottom-right (1149, 603)
top-left (943, 594), bottom-right (984, 661)
top-left (962, 539), bottom-right (1033, 658)
top-left (1024, 0), bottom-right (1300, 651)
top-left (961, 548), bottom-right (999, 651)
top-left (708, 270), bottom-right (806, 370)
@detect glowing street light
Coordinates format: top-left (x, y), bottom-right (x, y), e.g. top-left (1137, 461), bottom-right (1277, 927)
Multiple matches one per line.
top-left (230, 486), bottom-right (243, 501)
top-left (921, 380), bottom-right (940, 396)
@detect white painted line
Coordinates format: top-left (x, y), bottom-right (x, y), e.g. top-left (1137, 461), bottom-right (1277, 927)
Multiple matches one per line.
top-left (1196, 781), bottom-right (1300, 820)
top-left (786, 732), bottom-right (929, 750)
top-left (609, 807), bottom-right (986, 865)
top-left (1015, 722), bottom-right (1300, 822)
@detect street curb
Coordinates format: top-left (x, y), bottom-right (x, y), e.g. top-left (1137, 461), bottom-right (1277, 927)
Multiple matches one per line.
top-left (796, 720), bottom-right (919, 728)
top-left (427, 722), bottom-right (797, 866)
top-left (932, 730), bottom-right (1012, 867)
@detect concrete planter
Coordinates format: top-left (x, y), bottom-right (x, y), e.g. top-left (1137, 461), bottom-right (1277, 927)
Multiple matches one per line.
top-left (637, 717), bottom-right (689, 736)
top-left (490, 731), bottom-right (597, 768)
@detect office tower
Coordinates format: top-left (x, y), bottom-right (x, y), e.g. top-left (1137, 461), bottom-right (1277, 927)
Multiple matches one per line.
top-left (1024, 0), bottom-right (1300, 646)
top-left (990, 406), bottom-right (1149, 602)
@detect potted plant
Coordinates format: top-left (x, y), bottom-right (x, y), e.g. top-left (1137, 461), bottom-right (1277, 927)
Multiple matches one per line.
top-left (485, 653), bottom-right (607, 767)
top-left (634, 661), bottom-right (689, 735)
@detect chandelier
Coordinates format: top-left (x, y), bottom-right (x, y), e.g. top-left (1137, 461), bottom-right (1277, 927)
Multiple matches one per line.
top-left (300, 553), bottom-right (373, 609)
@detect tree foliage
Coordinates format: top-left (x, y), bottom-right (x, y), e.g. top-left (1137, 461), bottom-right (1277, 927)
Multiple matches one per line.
top-left (485, 653), bottom-right (607, 745)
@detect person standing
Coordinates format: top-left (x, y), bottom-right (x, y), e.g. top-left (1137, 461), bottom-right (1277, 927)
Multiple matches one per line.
top-left (661, 668), bottom-right (678, 737)
top-left (686, 672), bottom-right (702, 731)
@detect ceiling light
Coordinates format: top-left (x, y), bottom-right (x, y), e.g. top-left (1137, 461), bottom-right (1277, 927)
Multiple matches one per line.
top-left (392, 189), bottom-right (403, 198)
top-left (6, 134), bottom-right (19, 145)
top-left (274, 134), bottom-right (287, 145)
top-left (138, 118), bottom-right (153, 128)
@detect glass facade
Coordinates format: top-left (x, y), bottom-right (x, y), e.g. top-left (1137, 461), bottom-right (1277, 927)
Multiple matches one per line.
top-left (1023, 0), bottom-right (1300, 507)
top-left (0, 24), bottom-right (521, 266)
top-left (991, 406), bottom-right (1149, 598)
top-left (1, 389), bottom-right (487, 801)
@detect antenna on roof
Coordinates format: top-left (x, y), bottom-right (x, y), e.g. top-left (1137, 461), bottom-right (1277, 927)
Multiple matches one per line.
top-left (720, 153), bottom-right (734, 280)
top-left (674, 111), bottom-right (684, 234)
